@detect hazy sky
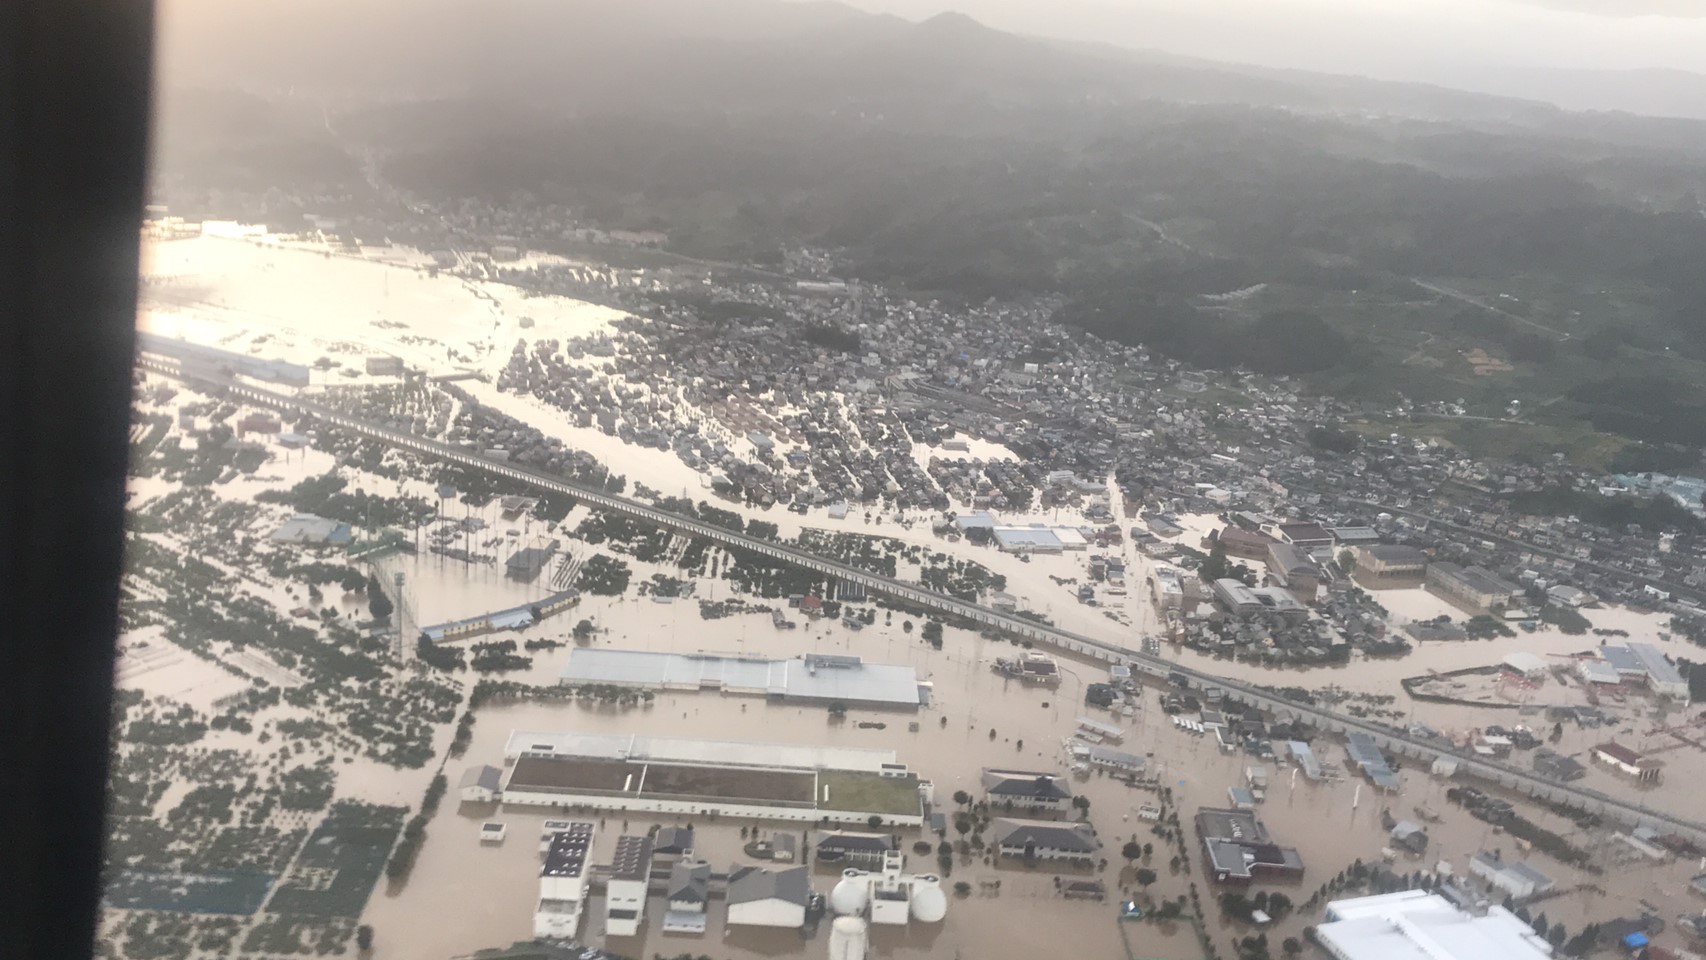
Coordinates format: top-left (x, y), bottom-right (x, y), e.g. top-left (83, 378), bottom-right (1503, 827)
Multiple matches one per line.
top-left (837, 0), bottom-right (1706, 80)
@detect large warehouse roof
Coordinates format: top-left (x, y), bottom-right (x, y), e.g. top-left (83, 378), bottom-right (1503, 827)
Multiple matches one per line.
top-left (504, 730), bottom-right (899, 773)
top-left (1320, 891), bottom-right (1552, 960)
top-left (559, 649), bottom-right (926, 708)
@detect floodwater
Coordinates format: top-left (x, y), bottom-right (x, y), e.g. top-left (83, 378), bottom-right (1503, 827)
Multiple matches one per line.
top-left (356, 600), bottom-right (1706, 960)
top-left (125, 236), bottom-right (1706, 957)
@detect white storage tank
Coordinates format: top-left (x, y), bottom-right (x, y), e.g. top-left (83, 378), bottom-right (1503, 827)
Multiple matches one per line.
top-left (909, 878), bottom-right (947, 923)
top-left (828, 916), bottom-right (869, 960)
top-left (830, 871), bottom-right (869, 916)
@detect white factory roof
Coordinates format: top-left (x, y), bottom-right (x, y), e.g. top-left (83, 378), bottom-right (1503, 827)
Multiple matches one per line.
top-left (1501, 653), bottom-right (1548, 675)
top-left (1320, 891), bottom-right (1553, 960)
top-left (504, 731), bottom-right (898, 773)
top-left (993, 527), bottom-right (1064, 549)
top-left (1627, 642), bottom-right (1686, 688)
top-left (1578, 660), bottom-right (1621, 685)
top-left (559, 649), bottom-right (925, 707)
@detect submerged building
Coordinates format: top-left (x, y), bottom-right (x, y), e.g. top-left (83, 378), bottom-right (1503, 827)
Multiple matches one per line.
top-left (558, 649), bottom-right (929, 710)
top-left (1197, 807), bottom-right (1305, 885)
top-left (828, 852), bottom-right (948, 926)
top-left (499, 731), bottom-right (924, 825)
top-left (533, 822), bottom-right (595, 939)
top-left (1316, 890), bottom-right (1552, 960)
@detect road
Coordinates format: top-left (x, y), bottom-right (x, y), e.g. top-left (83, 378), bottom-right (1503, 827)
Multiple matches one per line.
top-left (136, 355), bottom-right (1706, 843)
top-left (1411, 279), bottom-right (1572, 342)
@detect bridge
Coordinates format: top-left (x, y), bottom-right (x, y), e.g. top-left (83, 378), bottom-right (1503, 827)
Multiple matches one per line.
top-left (137, 354), bottom-right (1706, 845)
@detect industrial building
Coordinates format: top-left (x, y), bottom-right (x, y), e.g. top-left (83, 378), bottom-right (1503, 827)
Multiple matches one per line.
top-left (420, 589), bottom-right (580, 644)
top-left (1355, 544), bottom-right (1429, 583)
top-left (1595, 643), bottom-right (1690, 700)
top-left (1213, 578), bottom-right (1265, 615)
top-left (1283, 741), bottom-right (1324, 781)
top-left (557, 649), bottom-right (928, 710)
top-left (1266, 543), bottom-right (1320, 598)
top-left (726, 865), bottom-right (810, 928)
top-left (1196, 807), bottom-right (1305, 885)
top-left (1316, 890), bottom-right (1552, 960)
top-left (828, 852), bottom-right (947, 926)
top-left (1212, 579), bottom-right (1308, 621)
top-left (270, 513), bottom-right (352, 546)
top-left (499, 731), bottom-right (924, 825)
top-left (1469, 852), bottom-right (1554, 901)
top-left (1426, 563), bottom-right (1522, 612)
top-left (603, 835), bottom-right (652, 937)
top-left (137, 331), bottom-right (311, 387)
top-left (1151, 565), bottom-right (1185, 611)
top-left (534, 823), bottom-right (595, 939)
top-left (1272, 522), bottom-right (1335, 551)
top-left (1345, 734), bottom-right (1401, 791)
top-left (1215, 526), bottom-right (1278, 561)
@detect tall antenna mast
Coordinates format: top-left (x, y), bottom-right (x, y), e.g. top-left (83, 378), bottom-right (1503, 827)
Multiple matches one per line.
top-left (392, 570), bottom-right (412, 664)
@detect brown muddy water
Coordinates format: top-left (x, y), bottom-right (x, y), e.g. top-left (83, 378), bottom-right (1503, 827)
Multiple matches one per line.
top-left (359, 602), bottom-right (1706, 960)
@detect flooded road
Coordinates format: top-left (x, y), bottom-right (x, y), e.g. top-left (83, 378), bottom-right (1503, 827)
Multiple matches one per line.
top-left (356, 600), bottom-right (1706, 960)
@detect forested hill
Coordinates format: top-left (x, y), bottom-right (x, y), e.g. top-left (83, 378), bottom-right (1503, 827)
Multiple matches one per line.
top-left (154, 0), bottom-right (1706, 449)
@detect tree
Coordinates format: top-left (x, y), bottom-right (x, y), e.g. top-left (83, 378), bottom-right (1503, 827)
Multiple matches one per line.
top-left (953, 880), bottom-right (972, 896)
top-left (867, 814), bottom-right (883, 830)
top-left (1201, 539), bottom-right (1230, 582)
top-left (1143, 842), bottom-right (1153, 861)
top-left (921, 620), bottom-right (944, 647)
top-left (954, 814), bottom-right (972, 836)
top-left (1135, 868), bottom-right (1157, 890)
top-left (1281, 937), bottom-right (1301, 956)
top-left (356, 926), bottom-right (374, 952)
top-left (952, 789), bottom-right (972, 807)
top-left (1071, 795), bottom-right (1091, 818)
top-left (1123, 840), bottom-right (1143, 864)
top-left (366, 574), bottom-right (393, 622)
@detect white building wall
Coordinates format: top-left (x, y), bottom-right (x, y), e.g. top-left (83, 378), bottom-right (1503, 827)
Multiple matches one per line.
top-left (727, 899), bottom-right (806, 928)
top-left (500, 789), bottom-right (923, 826)
top-left (605, 877), bottom-right (647, 936)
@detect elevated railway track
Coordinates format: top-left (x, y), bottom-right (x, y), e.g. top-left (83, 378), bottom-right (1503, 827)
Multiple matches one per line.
top-left (136, 354), bottom-right (1706, 845)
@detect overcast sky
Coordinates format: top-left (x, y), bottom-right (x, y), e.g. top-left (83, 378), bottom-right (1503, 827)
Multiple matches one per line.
top-left (838, 0), bottom-right (1706, 81)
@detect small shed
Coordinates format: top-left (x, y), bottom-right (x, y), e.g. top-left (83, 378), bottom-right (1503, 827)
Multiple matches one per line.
top-left (459, 765), bottom-right (502, 803)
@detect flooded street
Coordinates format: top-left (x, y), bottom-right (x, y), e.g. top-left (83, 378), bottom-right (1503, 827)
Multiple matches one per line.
top-left (356, 597), bottom-right (1706, 960)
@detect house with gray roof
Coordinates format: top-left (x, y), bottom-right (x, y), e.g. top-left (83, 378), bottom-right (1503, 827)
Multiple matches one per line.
top-left (990, 818), bottom-right (1099, 863)
top-left (653, 825), bottom-right (695, 858)
top-left (459, 765), bottom-right (502, 803)
top-left (726, 865), bottom-right (809, 928)
top-left (981, 768), bottom-right (1073, 812)
top-left (815, 831), bottom-right (894, 869)
top-left (666, 861), bottom-right (710, 913)
top-left (1470, 851), bottom-right (1553, 901)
